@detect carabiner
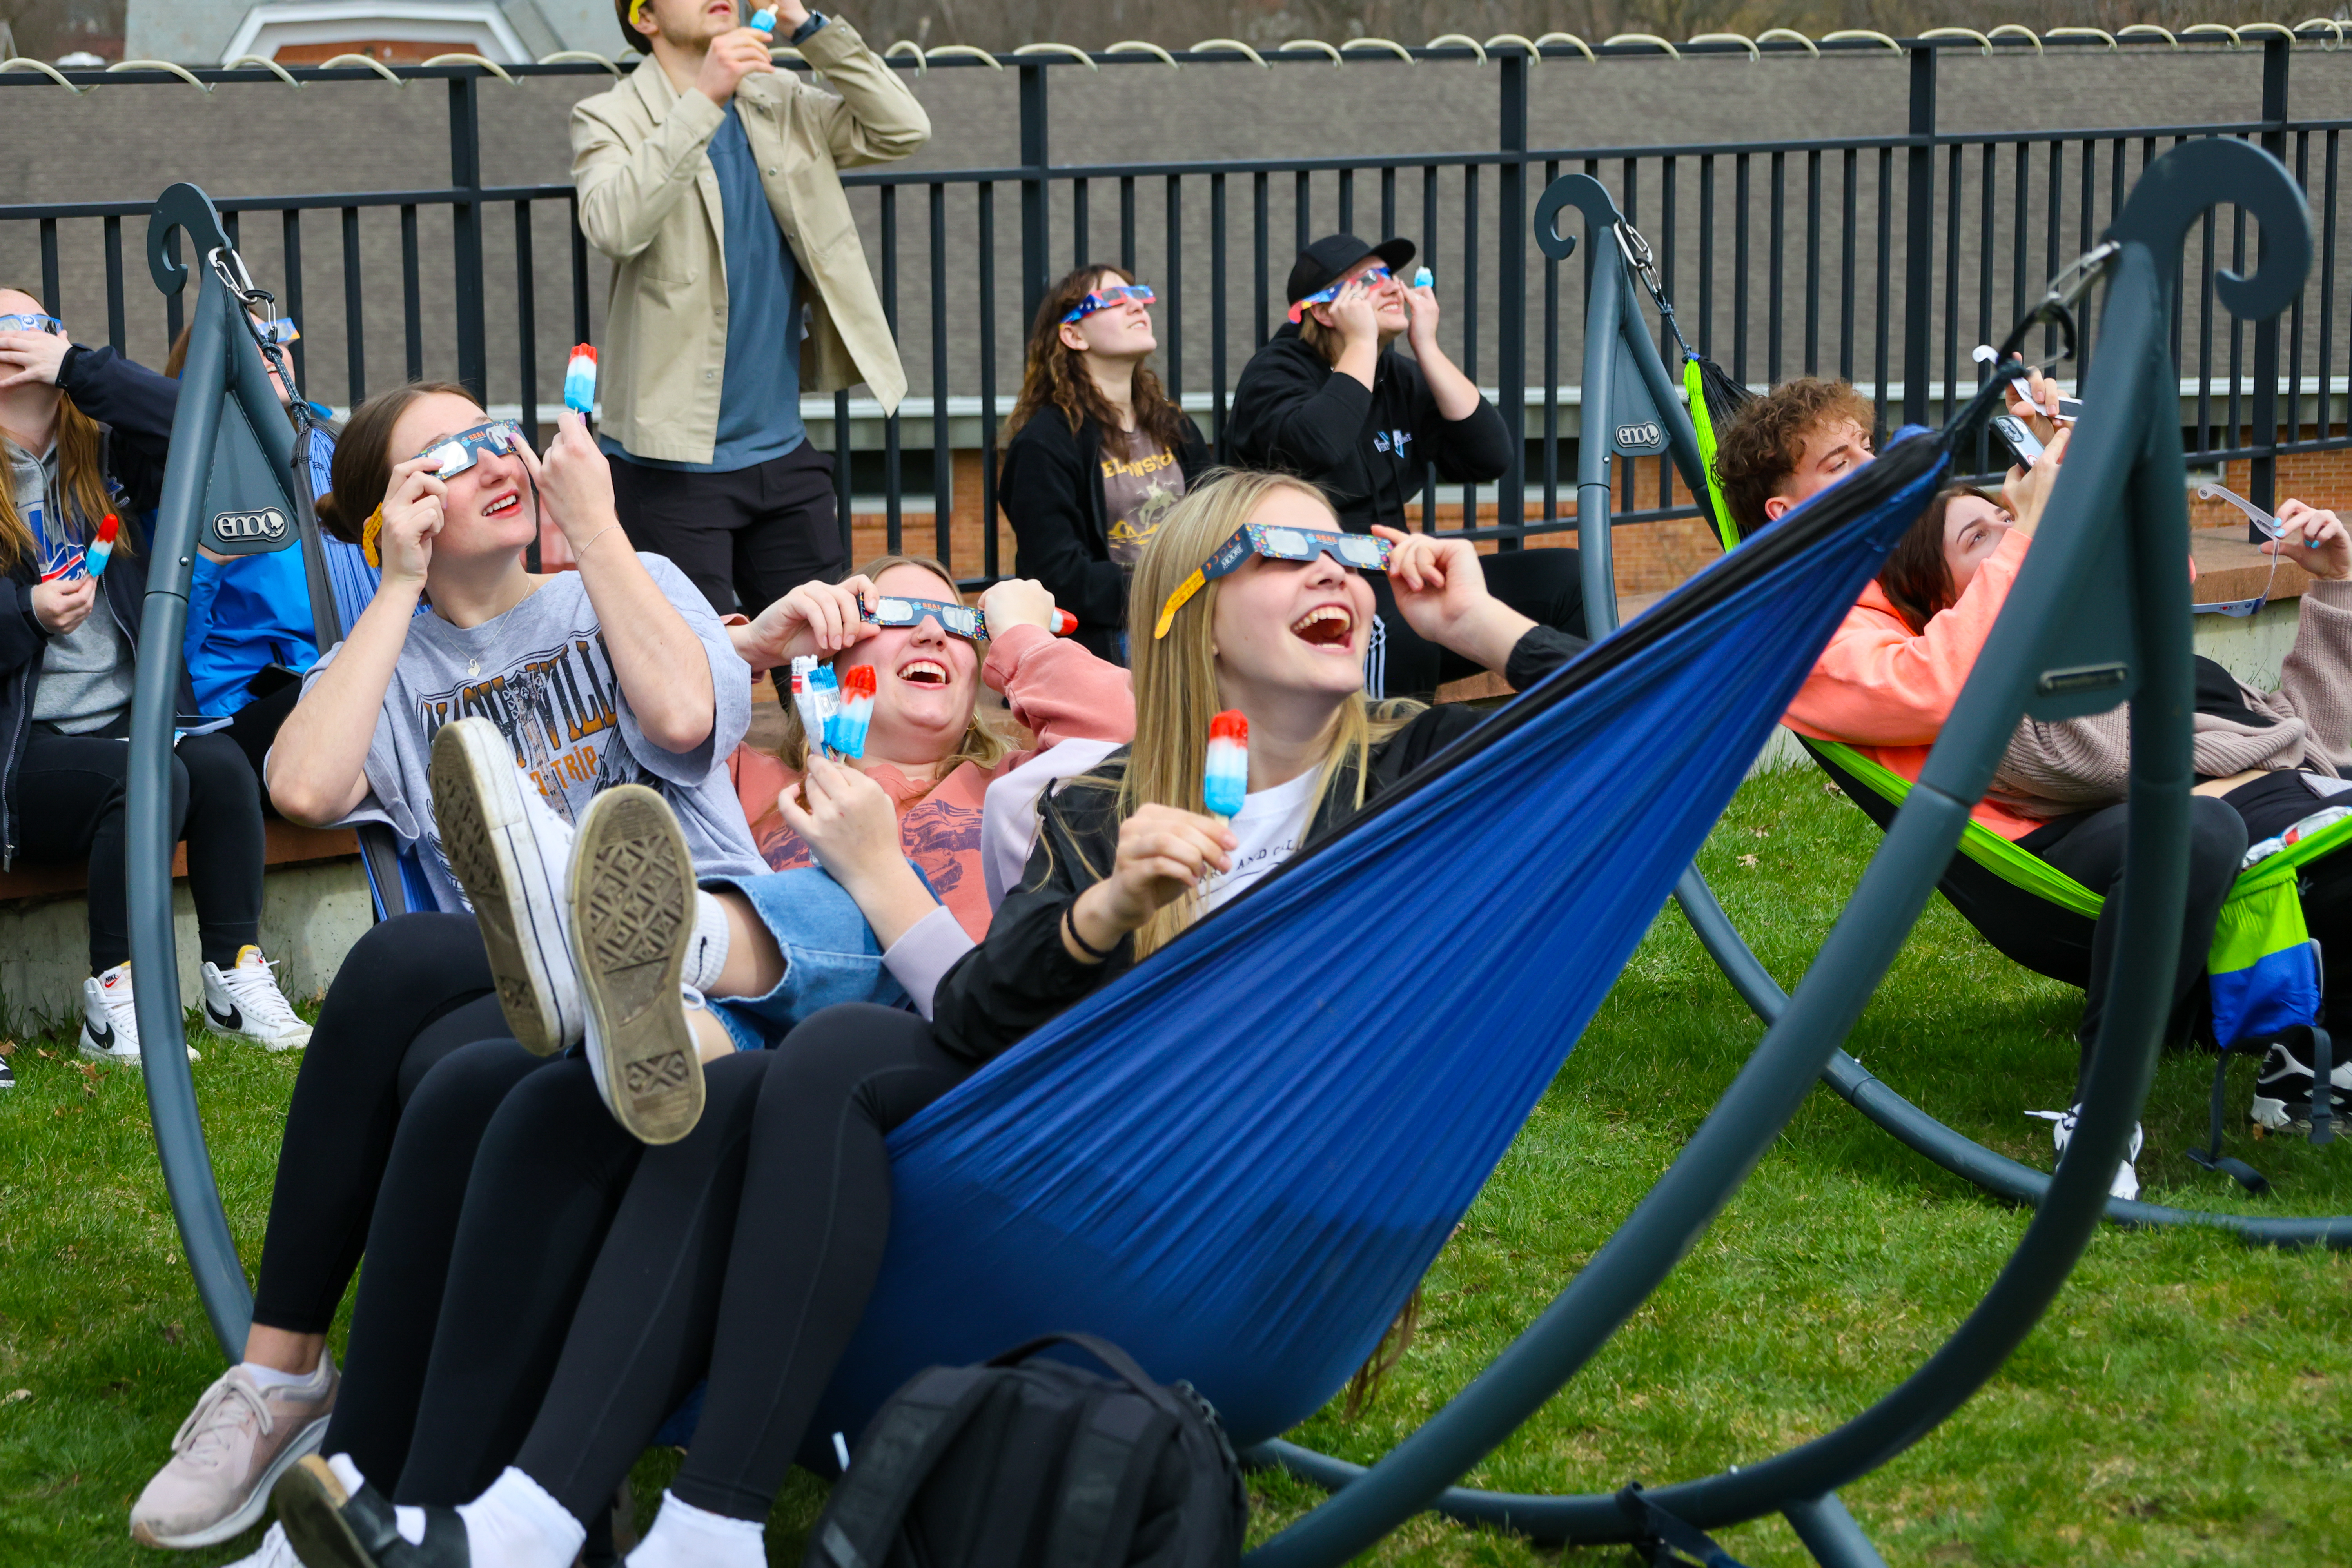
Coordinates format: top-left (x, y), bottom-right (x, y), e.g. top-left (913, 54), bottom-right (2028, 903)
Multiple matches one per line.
top-left (2043, 239), bottom-right (2120, 313)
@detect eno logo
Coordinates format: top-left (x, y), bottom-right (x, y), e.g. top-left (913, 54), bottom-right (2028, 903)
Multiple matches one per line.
top-left (1615, 421), bottom-right (1664, 449)
top-left (212, 508), bottom-right (290, 543)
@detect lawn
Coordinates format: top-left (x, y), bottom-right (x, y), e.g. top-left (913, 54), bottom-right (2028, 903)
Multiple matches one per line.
top-left (4, 767), bottom-right (2348, 1566)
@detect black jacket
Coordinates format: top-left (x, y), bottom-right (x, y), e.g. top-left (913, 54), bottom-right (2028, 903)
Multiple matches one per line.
top-left (928, 624), bottom-right (1582, 1062)
top-left (0, 345), bottom-right (185, 865)
top-left (1222, 325), bottom-right (1515, 535)
top-left (1000, 409), bottom-right (1211, 662)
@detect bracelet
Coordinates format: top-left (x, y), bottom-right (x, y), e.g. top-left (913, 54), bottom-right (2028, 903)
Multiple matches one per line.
top-left (1062, 906), bottom-right (1119, 961)
top-left (572, 522), bottom-right (623, 560)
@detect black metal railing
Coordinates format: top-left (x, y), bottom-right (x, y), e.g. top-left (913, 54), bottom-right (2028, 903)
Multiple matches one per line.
top-left (5, 33), bottom-right (2348, 583)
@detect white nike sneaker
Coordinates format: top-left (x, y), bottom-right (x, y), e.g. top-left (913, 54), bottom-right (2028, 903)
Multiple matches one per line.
top-left (80, 962), bottom-right (197, 1067)
top-left (430, 717), bottom-right (582, 1056)
top-left (221, 1520), bottom-right (303, 1567)
top-left (2033, 1105), bottom-right (2145, 1201)
top-left (201, 947), bottom-right (314, 1051)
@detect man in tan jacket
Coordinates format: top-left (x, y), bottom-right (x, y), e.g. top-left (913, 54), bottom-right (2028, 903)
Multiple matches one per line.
top-left (574, 0), bottom-right (926, 616)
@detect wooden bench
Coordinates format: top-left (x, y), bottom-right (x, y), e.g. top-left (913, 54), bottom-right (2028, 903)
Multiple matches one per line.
top-left (0, 817), bottom-right (360, 905)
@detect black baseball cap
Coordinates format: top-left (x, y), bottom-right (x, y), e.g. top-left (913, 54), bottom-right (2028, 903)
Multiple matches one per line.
top-left (1285, 233), bottom-right (1417, 306)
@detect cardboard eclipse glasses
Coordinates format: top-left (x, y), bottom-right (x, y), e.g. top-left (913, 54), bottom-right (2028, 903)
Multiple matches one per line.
top-left (1153, 525), bottom-right (1391, 639)
top-left (1062, 284), bottom-right (1155, 323)
top-left (411, 419), bottom-right (527, 478)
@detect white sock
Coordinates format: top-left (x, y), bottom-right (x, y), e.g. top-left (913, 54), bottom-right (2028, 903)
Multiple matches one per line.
top-left (324, 1454), bottom-right (427, 1546)
top-left (624, 1490), bottom-right (766, 1568)
top-left (456, 1467), bottom-right (584, 1568)
top-left (240, 1356), bottom-right (330, 1396)
top-left (683, 889), bottom-right (732, 993)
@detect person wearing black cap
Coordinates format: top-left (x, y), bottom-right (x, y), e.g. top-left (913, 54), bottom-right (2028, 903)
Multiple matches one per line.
top-left (1225, 233), bottom-right (1584, 698)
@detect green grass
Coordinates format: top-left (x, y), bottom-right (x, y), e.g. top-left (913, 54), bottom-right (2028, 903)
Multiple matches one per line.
top-left (5, 769), bottom-right (2350, 1566)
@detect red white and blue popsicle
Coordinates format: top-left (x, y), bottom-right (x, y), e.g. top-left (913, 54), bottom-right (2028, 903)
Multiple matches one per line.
top-left (747, 4), bottom-right (778, 31)
top-left (564, 345), bottom-right (597, 416)
top-left (84, 514), bottom-right (120, 580)
top-left (828, 664), bottom-right (876, 759)
top-left (1203, 710), bottom-right (1249, 822)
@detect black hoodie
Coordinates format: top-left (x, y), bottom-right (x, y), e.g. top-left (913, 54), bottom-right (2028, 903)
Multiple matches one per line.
top-left (1223, 324), bottom-right (1514, 534)
top-left (999, 408), bottom-right (1210, 662)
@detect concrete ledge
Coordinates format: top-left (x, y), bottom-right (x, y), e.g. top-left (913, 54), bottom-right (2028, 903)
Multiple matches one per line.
top-left (0, 857), bottom-right (372, 1035)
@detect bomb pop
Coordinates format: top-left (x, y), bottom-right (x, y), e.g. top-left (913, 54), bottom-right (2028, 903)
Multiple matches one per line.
top-left (1412, 266), bottom-right (1434, 289)
top-left (747, 4), bottom-right (778, 31)
top-left (789, 655), bottom-right (828, 747)
top-left (1203, 710), bottom-right (1248, 822)
top-left (84, 514), bottom-right (119, 580)
top-left (827, 664), bottom-right (876, 759)
top-left (564, 345), bottom-right (597, 416)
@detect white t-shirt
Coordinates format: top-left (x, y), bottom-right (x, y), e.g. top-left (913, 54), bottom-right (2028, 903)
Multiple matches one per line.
top-left (1196, 767), bottom-right (1319, 916)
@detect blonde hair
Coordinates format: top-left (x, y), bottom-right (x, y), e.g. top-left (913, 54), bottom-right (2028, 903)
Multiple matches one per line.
top-left (1109, 468), bottom-right (1418, 957)
top-left (766, 554), bottom-right (1020, 779)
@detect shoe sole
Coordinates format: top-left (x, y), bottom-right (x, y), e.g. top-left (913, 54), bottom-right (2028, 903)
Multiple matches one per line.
top-left (572, 785), bottom-right (703, 1145)
top-left (431, 719), bottom-right (570, 1056)
top-left (273, 1456), bottom-right (374, 1568)
top-left (132, 1411), bottom-right (330, 1548)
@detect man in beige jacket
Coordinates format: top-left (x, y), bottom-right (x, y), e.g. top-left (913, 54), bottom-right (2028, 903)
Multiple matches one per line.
top-left (574, 0), bottom-right (926, 617)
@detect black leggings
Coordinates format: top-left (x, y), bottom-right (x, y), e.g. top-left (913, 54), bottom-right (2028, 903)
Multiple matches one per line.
top-left (2020, 793), bottom-right (2247, 1091)
top-left (249, 913), bottom-right (515, 1336)
top-left (388, 1005), bottom-right (973, 1524)
top-left (323, 1037), bottom-right (550, 1485)
top-left (1369, 546), bottom-right (1586, 700)
top-left (12, 726), bottom-right (263, 971)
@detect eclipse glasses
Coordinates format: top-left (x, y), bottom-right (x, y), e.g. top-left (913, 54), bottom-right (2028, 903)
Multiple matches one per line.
top-left (412, 420), bottom-right (526, 478)
top-left (1063, 283), bottom-right (1155, 323)
top-left (1153, 524), bottom-right (1390, 638)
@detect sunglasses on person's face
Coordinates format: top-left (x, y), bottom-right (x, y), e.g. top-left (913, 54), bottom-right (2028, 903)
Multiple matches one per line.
top-left (1153, 524), bottom-right (1391, 638)
top-left (1287, 265), bottom-right (1395, 324)
top-left (863, 595), bottom-right (986, 641)
top-left (412, 420), bottom-right (525, 478)
top-left (1062, 283), bottom-right (1156, 324)
top-left (0, 313), bottom-right (65, 337)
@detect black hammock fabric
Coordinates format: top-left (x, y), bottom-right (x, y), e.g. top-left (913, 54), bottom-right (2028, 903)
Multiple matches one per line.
top-left (803, 432), bottom-right (1952, 1452)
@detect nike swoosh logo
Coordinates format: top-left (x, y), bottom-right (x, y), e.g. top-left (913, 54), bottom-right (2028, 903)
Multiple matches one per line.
top-left (207, 1002), bottom-right (243, 1031)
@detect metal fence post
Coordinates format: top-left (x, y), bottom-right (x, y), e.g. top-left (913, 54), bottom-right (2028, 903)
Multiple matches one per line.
top-left (1497, 50), bottom-right (1528, 546)
top-left (448, 71), bottom-right (489, 401)
top-left (1018, 62), bottom-right (1051, 330)
top-left (2251, 34), bottom-right (2290, 518)
top-left (1901, 46), bottom-right (1936, 428)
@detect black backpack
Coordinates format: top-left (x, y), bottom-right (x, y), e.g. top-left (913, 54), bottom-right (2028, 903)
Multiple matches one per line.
top-left (802, 1332), bottom-right (1248, 1568)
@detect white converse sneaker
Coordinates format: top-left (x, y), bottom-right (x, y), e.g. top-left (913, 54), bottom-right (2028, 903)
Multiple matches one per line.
top-left (2032, 1105), bottom-right (2145, 1201)
top-left (430, 717), bottom-right (582, 1056)
top-left (572, 784), bottom-right (704, 1144)
top-left (80, 962), bottom-right (197, 1068)
top-left (201, 947), bottom-right (314, 1051)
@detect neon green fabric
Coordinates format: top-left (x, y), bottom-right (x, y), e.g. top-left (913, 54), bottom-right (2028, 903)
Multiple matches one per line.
top-left (1686, 355), bottom-right (1741, 553)
top-left (1807, 735), bottom-right (2352, 927)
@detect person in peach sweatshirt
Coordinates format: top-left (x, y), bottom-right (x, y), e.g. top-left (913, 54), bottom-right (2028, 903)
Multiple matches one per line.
top-left (1714, 374), bottom-right (2240, 1201)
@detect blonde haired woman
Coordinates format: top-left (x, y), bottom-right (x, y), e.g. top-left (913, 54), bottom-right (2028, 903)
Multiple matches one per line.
top-left (278, 468), bottom-right (1583, 1568)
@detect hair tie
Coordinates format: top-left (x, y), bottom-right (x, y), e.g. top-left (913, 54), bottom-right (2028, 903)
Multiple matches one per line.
top-left (361, 505), bottom-right (385, 569)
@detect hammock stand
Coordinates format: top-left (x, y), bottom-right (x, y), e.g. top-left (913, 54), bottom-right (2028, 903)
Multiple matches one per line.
top-left (1250, 141), bottom-right (2307, 1564)
top-left (1568, 150), bottom-right (2352, 1245)
top-left (131, 143), bottom-right (2292, 1566)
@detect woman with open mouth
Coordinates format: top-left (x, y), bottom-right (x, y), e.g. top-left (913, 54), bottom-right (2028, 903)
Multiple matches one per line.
top-left (273, 468), bottom-right (1585, 1568)
top-left (254, 549), bottom-right (1132, 1568)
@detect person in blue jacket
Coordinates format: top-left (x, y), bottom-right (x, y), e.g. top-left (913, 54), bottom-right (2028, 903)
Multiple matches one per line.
top-left (162, 318), bottom-right (379, 781)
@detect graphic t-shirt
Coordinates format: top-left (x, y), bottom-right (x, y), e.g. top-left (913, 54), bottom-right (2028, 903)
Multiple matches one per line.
top-left (1195, 766), bottom-right (1319, 916)
top-left (300, 553), bottom-right (765, 913)
top-left (1099, 428), bottom-right (1186, 570)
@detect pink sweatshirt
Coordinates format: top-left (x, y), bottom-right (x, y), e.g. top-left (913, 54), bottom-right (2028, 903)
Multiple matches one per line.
top-left (1782, 528), bottom-right (2047, 840)
top-left (727, 623), bottom-right (1135, 1008)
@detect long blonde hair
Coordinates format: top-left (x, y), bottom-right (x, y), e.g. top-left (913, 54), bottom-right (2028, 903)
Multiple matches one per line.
top-left (1111, 469), bottom-right (1417, 957)
top-left (768, 554), bottom-right (1019, 778)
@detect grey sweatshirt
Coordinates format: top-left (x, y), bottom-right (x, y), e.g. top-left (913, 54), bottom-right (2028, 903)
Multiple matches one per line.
top-left (7, 441), bottom-right (133, 735)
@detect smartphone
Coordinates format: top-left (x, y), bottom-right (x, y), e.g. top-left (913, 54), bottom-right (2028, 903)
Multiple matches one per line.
top-left (1990, 414), bottom-right (2045, 470)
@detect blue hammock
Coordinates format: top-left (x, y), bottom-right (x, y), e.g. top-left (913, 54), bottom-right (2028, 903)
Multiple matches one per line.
top-left (804, 432), bottom-right (1951, 1451)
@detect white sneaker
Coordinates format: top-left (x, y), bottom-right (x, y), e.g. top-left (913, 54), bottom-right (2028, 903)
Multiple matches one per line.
top-left (2033, 1105), bottom-right (2145, 1201)
top-left (430, 717), bottom-right (581, 1056)
top-left (222, 1520), bottom-right (302, 1567)
top-left (80, 962), bottom-right (197, 1067)
top-left (202, 947), bottom-right (314, 1051)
